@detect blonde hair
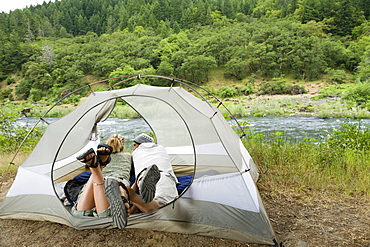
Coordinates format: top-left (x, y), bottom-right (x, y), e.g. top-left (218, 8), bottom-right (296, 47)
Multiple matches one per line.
top-left (106, 134), bottom-right (125, 153)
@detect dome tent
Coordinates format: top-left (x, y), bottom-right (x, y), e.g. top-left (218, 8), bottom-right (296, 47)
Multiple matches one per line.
top-left (0, 75), bottom-right (278, 245)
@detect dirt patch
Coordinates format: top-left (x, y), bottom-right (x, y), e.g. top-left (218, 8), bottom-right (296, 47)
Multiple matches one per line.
top-left (249, 82), bottom-right (328, 101)
top-left (260, 188), bottom-right (370, 247)
top-left (0, 173), bottom-right (369, 247)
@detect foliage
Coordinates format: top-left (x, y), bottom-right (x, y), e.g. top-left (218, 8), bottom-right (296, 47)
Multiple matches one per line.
top-left (235, 85), bottom-right (255, 96)
top-left (224, 58), bottom-right (249, 80)
top-left (0, 0), bottom-right (369, 104)
top-left (313, 84), bottom-right (348, 99)
top-left (259, 78), bottom-right (306, 95)
top-left (325, 68), bottom-right (347, 84)
top-left (0, 106), bottom-right (43, 154)
top-left (323, 121), bottom-right (370, 152)
top-left (218, 86), bottom-right (236, 98)
top-left (6, 77), bottom-right (15, 85)
top-left (180, 55), bottom-right (217, 83)
top-left (343, 83), bottom-right (370, 109)
top-left (0, 88), bottom-right (13, 101)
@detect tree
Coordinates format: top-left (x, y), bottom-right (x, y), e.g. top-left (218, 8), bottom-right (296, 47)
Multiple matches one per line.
top-left (180, 55), bottom-right (217, 82)
top-left (330, 0), bottom-right (365, 36)
top-left (224, 58), bottom-right (249, 80)
top-left (40, 44), bottom-right (55, 65)
top-left (156, 60), bottom-right (174, 77)
top-left (108, 66), bottom-right (137, 88)
top-left (356, 42), bottom-right (370, 82)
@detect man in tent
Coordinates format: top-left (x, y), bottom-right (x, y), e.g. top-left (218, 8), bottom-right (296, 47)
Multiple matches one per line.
top-left (126, 133), bottom-right (179, 215)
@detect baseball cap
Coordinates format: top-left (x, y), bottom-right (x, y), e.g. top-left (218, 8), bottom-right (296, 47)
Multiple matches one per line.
top-left (133, 133), bottom-right (154, 144)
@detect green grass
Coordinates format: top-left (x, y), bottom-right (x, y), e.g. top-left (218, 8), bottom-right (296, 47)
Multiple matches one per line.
top-left (110, 105), bottom-right (140, 118)
top-left (243, 125), bottom-right (370, 197)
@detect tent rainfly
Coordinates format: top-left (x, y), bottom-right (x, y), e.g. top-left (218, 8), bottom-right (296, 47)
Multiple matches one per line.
top-left (0, 75), bottom-right (278, 245)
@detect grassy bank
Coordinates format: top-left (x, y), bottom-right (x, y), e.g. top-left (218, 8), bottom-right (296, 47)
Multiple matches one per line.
top-left (6, 96), bottom-right (370, 120)
top-left (246, 139), bottom-right (369, 197)
top-left (2, 136), bottom-right (368, 197)
top-left (240, 121), bottom-right (370, 197)
top-left (220, 97), bottom-right (370, 118)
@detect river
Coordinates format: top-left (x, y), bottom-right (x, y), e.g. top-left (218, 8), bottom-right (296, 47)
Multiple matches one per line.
top-left (16, 116), bottom-right (370, 143)
top-left (238, 116), bottom-right (370, 141)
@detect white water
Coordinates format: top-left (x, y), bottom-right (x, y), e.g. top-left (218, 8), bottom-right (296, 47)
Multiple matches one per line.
top-left (16, 116), bottom-right (370, 143)
top-left (239, 116), bottom-right (370, 141)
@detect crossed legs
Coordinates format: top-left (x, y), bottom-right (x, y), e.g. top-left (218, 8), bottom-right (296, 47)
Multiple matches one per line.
top-left (75, 149), bottom-right (163, 218)
top-left (76, 166), bottom-right (110, 213)
top-left (75, 147), bottom-right (110, 214)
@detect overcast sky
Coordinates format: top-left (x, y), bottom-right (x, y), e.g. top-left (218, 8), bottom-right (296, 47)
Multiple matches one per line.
top-left (1, 0), bottom-right (56, 13)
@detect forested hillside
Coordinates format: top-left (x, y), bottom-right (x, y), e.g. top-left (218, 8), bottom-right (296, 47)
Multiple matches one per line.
top-left (0, 0), bottom-right (370, 109)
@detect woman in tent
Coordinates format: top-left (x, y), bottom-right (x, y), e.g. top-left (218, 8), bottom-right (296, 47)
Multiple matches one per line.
top-left (74, 133), bottom-right (178, 228)
top-left (102, 134), bottom-right (133, 186)
top-left (74, 142), bottom-right (130, 229)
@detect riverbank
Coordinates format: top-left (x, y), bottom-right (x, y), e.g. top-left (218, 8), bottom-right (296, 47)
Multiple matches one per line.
top-left (3, 82), bottom-right (370, 119)
top-left (219, 82), bottom-right (370, 119)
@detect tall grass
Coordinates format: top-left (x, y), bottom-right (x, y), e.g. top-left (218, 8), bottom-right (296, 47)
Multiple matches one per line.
top-left (243, 122), bottom-right (370, 197)
top-left (110, 105), bottom-right (140, 118)
top-left (0, 105), bottom-right (44, 175)
top-left (0, 152), bottom-right (28, 174)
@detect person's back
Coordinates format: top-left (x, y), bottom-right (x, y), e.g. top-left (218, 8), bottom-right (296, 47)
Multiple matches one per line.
top-left (132, 142), bottom-right (177, 183)
top-left (103, 152), bottom-right (132, 183)
top-left (130, 133), bottom-right (178, 207)
top-left (102, 134), bottom-right (132, 185)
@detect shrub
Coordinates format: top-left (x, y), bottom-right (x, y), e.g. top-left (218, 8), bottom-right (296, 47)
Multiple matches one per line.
top-left (0, 89), bottom-right (13, 100)
top-left (6, 77), bottom-right (15, 85)
top-left (61, 94), bottom-right (80, 104)
top-left (313, 84), bottom-right (347, 99)
top-left (15, 79), bottom-right (32, 99)
top-left (218, 86), bottom-right (236, 98)
top-left (259, 78), bottom-right (293, 95)
top-left (0, 107), bottom-right (43, 153)
top-left (29, 88), bottom-right (43, 102)
top-left (235, 85), bottom-right (255, 95)
top-left (325, 68), bottom-right (347, 84)
top-left (322, 121), bottom-right (370, 152)
top-left (343, 83), bottom-right (370, 109)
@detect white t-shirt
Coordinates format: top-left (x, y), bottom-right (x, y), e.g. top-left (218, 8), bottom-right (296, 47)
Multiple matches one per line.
top-left (132, 143), bottom-right (178, 183)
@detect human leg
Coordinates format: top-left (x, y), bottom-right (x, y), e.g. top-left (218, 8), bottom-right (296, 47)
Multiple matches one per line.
top-left (137, 164), bottom-right (161, 203)
top-left (92, 145), bottom-right (113, 213)
top-left (75, 149), bottom-right (109, 213)
top-left (127, 171), bottom-right (178, 213)
top-left (152, 172), bottom-right (178, 207)
top-left (104, 178), bottom-right (127, 228)
top-left (75, 145), bottom-right (130, 228)
top-left (125, 185), bottom-right (160, 213)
